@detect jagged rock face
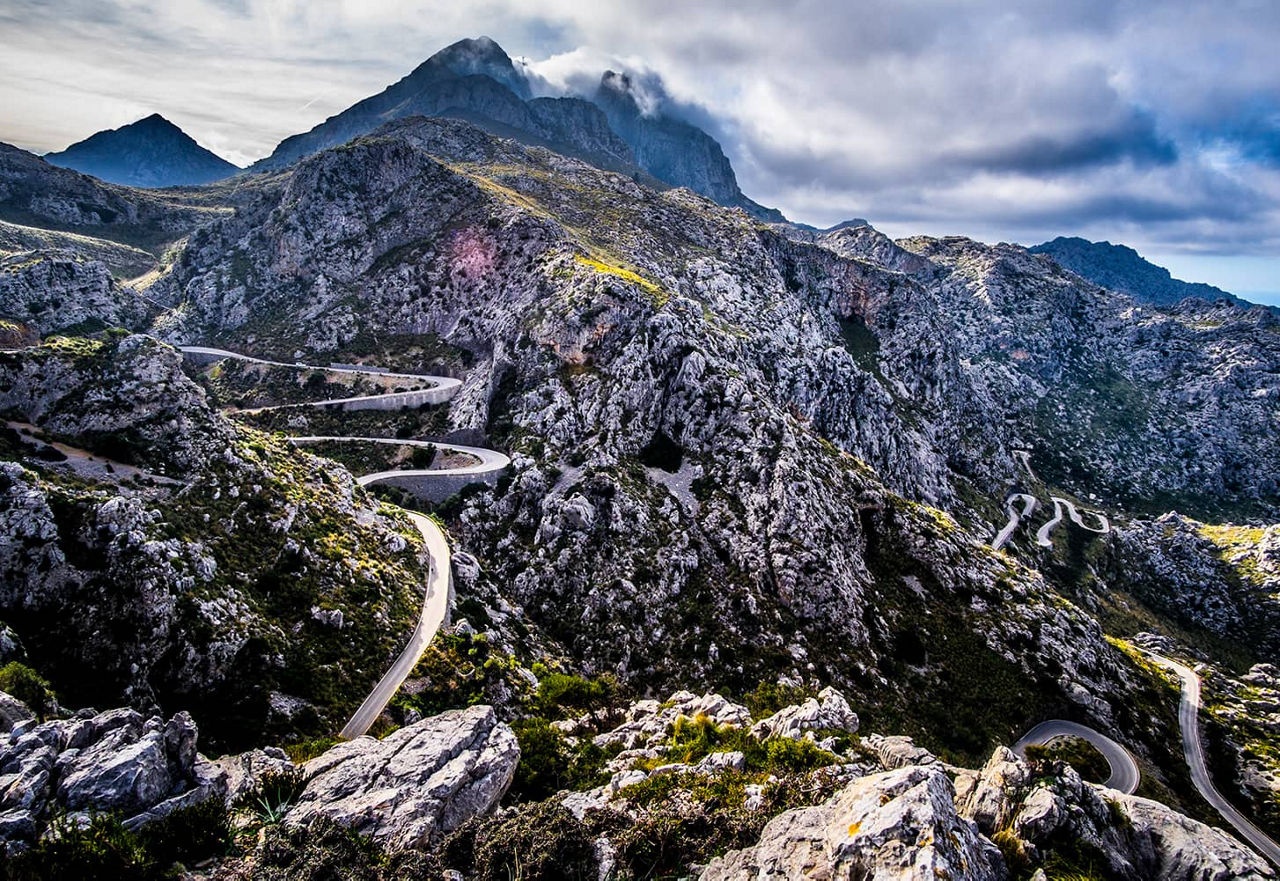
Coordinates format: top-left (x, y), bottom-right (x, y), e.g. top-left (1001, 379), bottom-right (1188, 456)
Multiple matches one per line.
top-left (1107, 515), bottom-right (1280, 659)
top-left (149, 118), bottom-right (1140, 757)
top-left (43, 114), bottom-right (239, 189)
top-left (1030, 236), bottom-right (1247, 308)
top-left (593, 70), bottom-right (784, 222)
top-left (0, 251), bottom-right (152, 336)
top-left (0, 333), bottom-right (231, 473)
top-left (286, 705), bottom-right (519, 850)
top-left (0, 702), bottom-right (226, 850)
top-left (702, 764), bottom-right (1006, 881)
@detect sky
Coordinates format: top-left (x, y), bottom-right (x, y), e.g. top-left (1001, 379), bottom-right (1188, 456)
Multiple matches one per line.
top-left (2, 0), bottom-right (1279, 304)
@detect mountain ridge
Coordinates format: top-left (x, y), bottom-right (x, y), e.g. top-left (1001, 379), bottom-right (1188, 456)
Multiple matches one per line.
top-left (252, 36), bottom-right (784, 221)
top-left (1030, 235), bottom-right (1251, 308)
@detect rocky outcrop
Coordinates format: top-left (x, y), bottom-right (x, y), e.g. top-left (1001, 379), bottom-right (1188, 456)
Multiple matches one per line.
top-left (286, 705), bottom-right (518, 850)
top-left (701, 765), bottom-right (1005, 881)
top-left (0, 705), bottom-right (226, 850)
top-left (0, 692), bottom-right (32, 734)
top-left (751, 686), bottom-right (859, 741)
top-left (1005, 763), bottom-right (1270, 881)
top-left (0, 332), bottom-right (232, 474)
top-left (0, 251), bottom-right (151, 335)
top-left (592, 690), bottom-right (753, 751)
top-left (213, 746), bottom-right (296, 804)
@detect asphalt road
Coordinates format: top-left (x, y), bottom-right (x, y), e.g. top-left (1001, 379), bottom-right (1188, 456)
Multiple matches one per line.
top-left (992, 493), bottom-right (1037, 551)
top-left (1035, 496), bottom-right (1110, 548)
top-left (178, 346), bottom-right (507, 739)
top-left (1013, 719), bottom-right (1140, 793)
top-left (1145, 652), bottom-right (1280, 867)
top-left (339, 511), bottom-right (452, 740)
top-left (289, 435), bottom-right (511, 479)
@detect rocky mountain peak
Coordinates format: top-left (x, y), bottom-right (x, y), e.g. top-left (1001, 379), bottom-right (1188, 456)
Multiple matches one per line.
top-left (43, 114), bottom-right (239, 188)
top-left (408, 35), bottom-right (533, 100)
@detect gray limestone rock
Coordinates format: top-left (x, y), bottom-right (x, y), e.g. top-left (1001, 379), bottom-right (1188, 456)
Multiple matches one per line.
top-left (286, 705), bottom-right (519, 850)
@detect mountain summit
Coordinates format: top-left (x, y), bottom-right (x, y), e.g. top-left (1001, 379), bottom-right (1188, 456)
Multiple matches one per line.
top-left (44, 113), bottom-right (239, 188)
top-left (254, 37), bottom-right (783, 221)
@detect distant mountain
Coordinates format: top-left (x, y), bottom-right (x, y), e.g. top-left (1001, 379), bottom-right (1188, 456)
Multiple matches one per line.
top-left (254, 36), bottom-right (783, 221)
top-left (1030, 236), bottom-right (1247, 307)
top-left (44, 114), bottom-right (239, 188)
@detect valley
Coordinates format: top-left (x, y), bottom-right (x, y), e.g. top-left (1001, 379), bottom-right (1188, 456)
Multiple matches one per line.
top-left (0, 30), bottom-right (1275, 881)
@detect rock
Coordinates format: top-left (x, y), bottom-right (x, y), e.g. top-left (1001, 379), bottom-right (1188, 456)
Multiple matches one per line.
top-left (0, 705), bottom-right (220, 848)
top-left (862, 734), bottom-right (938, 770)
top-left (751, 687), bottom-right (859, 741)
top-left (286, 705), bottom-right (518, 850)
top-left (700, 765), bottom-right (1005, 880)
top-left (594, 691), bottom-right (752, 750)
top-left (0, 692), bottom-right (33, 734)
top-left (213, 747), bottom-right (297, 804)
top-left (955, 746), bottom-right (1031, 834)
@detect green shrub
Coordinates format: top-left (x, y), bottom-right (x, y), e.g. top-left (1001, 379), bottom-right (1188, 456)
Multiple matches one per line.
top-left (236, 767), bottom-right (308, 824)
top-left (744, 681), bottom-right (818, 719)
top-left (0, 662), bottom-right (55, 718)
top-left (283, 735), bottom-right (340, 764)
top-left (137, 798), bottom-right (232, 866)
top-left (533, 671), bottom-right (618, 719)
top-left (508, 717), bottom-right (614, 802)
top-left (452, 801), bottom-right (599, 881)
top-left (1, 813), bottom-right (166, 881)
top-left (251, 816), bottom-right (435, 880)
top-left (763, 737), bottom-right (837, 774)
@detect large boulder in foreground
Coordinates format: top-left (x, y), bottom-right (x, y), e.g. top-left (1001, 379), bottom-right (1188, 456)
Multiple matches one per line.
top-left (701, 764), bottom-right (1006, 881)
top-left (0, 703), bottom-right (226, 850)
top-left (286, 705), bottom-right (519, 850)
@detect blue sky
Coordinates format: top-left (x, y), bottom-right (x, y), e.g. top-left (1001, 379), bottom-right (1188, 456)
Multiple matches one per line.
top-left (1, 0), bottom-right (1278, 304)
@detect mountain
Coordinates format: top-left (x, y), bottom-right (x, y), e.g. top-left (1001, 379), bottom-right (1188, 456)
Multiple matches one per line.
top-left (0, 140), bottom-right (232, 254)
top-left (253, 36), bottom-right (783, 220)
top-left (592, 70), bottom-right (784, 222)
top-left (3, 115), bottom-right (1280, 875)
top-left (1030, 235), bottom-right (1248, 307)
top-left (44, 113), bottom-right (239, 188)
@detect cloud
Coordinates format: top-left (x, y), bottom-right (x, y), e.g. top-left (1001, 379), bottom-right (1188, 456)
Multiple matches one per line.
top-left (3, 0), bottom-right (1280, 270)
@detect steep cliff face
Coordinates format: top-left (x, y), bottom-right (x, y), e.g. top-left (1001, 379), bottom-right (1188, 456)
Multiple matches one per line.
top-left (0, 251), bottom-right (153, 335)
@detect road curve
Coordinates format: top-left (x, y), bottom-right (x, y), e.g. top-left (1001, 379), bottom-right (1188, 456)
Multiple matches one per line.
top-left (179, 345), bottom-right (507, 739)
top-left (992, 493), bottom-right (1037, 551)
top-left (288, 435), bottom-right (511, 479)
top-left (179, 345), bottom-right (461, 410)
top-left (1014, 720), bottom-right (1140, 794)
top-left (340, 511), bottom-right (451, 740)
top-left (1145, 652), bottom-right (1280, 867)
top-left (1035, 496), bottom-right (1110, 548)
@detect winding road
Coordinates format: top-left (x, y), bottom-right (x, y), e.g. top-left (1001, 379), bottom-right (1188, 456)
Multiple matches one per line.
top-left (179, 346), bottom-right (508, 738)
top-left (1034, 496), bottom-right (1110, 548)
top-left (1013, 720), bottom-right (1140, 793)
top-left (992, 493), bottom-right (1037, 551)
top-left (1143, 652), bottom-right (1280, 867)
